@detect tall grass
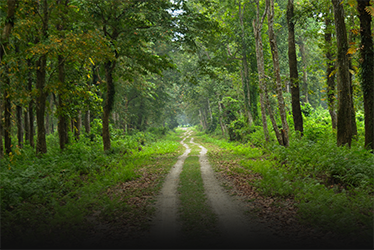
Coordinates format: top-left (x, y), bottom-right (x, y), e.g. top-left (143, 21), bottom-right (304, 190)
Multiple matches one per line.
top-left (0, 128), bottom-right (181, 242)
top-left (198, 106), bottom-right (373, 238)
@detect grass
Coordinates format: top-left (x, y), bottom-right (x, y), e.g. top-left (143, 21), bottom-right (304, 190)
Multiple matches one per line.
top-left (196, 130), bottom-right (374, 242)
top-left (1, 129), bottom-right (184, 248)
top-left (177, 151), bottom-right (218, 238)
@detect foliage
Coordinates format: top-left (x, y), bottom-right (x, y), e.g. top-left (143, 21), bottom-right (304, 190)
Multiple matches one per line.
top-left (0, 129), bottom-right (181, 241)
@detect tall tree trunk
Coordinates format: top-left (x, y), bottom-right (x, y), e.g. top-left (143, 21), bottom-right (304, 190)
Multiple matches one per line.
top-left (24, 107), bottom-right (29, 145)
top-left (3, 80), bottom-right (12, 154)
top-left (325, 15), bottom-right (337, 129)
top-left (29, 97), bottom-right (35, 148)
top-left (45, 97), bottom-right (50, 135)
top-left (199, 109), bottom-right (204, 130)
top-left (287, 0), bottom-right (303, 135)
top-left (103, 61), bottom-right (116, 151)
top-left (84, 110), bottom-right (90, 134)
top-left (16, 105), bottom-right (23, 148)
top-left (1, 0), bottom-right (17, 155)
top-left (264, 79), bottom-right (283, 145)
top-left (74, 111), bottom-right (81, 141)
top-left (36, 54), bottom-right (48, 154)
top-left (298, 38), bottom-right (309, 103)
top-left (207, 99), bottom-right (213, 123)
top-left (27, 59), bottom-right (35, 148)
top-left (332, 0), bottom-right (352, 147)
top-left (266, 0), bottom-right (289, 146)
top-left (217, 99), bottom-right (227, 136)
top-left (347, 14), bottom-right (358, 138)
top-left (35, 0), bottom-right (49, 154)
top-left (238, 1), bottom-right (253, 126)
top-left (56, 0), bottom-right (69, 150)
top-left (357, 0), bottom-right (374, 150)
top-left (253, 0), bottom-right (270, 142)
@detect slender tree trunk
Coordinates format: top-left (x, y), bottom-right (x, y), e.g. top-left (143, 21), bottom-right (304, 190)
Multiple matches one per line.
top-left (103, 61), bottom-right (116, 151)
top-left (3, 80), bottom-right (12, 154)
top-left (56, 0), bottom-right (69, 150)
top-left (27, 59), bottom-right (35, 148)
top-left (29, 99), bottom-right (35, 148)
top-left (239, 1), bottom-right (253, 126)
top-left (325, 15), bottom-right (337, 129)
top-left (16, 105), bottom-right (23, 148)
top-left (36, 54), bottom-right (48, 154)
top-left (287, 0), bottom-right (303, 135)
top-left (217, 100), bottom-right (226, 136)
top-left (266, 0), bottom-right (289, 146)
top-left (1, 0), bottom-right (17, 155)
top-left (332, 0), bottom-right (352, 147)
top-left (253, 0), bottom-right (270, 142)
top-left (24, 107), bottom-right (29, 145)
top-left (35, 0), bottom-right (49, 155)
top-left (45, 98), bottom-right (50, 135)
top-left (207, 99), bottom-right (213, 123)
top-left (199, 109), bottom-right (204, 129)
top-left (84, 110), bottom-right (90, 134)
top-left (74, 110), bottom-right (81, 140)
top-left (264, 79), bottom-right (283, 145)
top-left (357, 0), bottom-right (374, 150)
top-left (348, 14), bottom-right (358, 137)
top-left (298, 38), bottom-right (309, 103)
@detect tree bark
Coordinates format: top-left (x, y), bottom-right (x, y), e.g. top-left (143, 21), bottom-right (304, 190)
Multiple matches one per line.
top-left (266, 0), bottom-right (289, 146)
top-left (332, 0), bottom-right (352, 147)
top-left (357, 0), bottom-right (374, 150)
top-left (74, 110), bottom-right (81, 141)
top-left (238, 1), bottom-right (253, 126)
top-left (103, 61), bottom-right (116, 151)
top-left (287, 0), bottom-right (303, 135)
top-left (36, 53), bottom-right (48, 154)
top-left (1, 0), bottom-right (17, 155)
top-left (56, 0), bottom-right (68, 150)
top-left (16, 105), bottom-right (23, 148)
top-left (298, 38), bottom-right (309, 103)
top-left (24, 107), bottom-right (29, 145)
top-left (1, 0), bottom-right (16, 63)
top-left (348, 14), bottom-right (358, 137)
top-left (3, 80), bottom-right (12, 154)
top-left (253, 0), bottom-right (270, 142)
top-left (217, 99), bottom-right (227, 136)
top-left (325, 15), bottom-right (337, 129)
top-left (84, 110), bottom-right (90, 134)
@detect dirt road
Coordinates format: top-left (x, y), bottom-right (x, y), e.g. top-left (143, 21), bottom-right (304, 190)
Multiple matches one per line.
top-left (133, 129), bottom-right (294, 248)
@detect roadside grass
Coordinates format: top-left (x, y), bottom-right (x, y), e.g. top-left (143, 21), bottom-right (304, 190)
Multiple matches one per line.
top-left (178, 155), bottom-right (218, 238)
top-left (1, 129), bottom-right (184, 247)
top-left (196, 132), bottom-right (374, 242)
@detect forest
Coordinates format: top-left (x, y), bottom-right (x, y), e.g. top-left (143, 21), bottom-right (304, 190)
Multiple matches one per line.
top-left (1, 0), bottom-right (373, 248)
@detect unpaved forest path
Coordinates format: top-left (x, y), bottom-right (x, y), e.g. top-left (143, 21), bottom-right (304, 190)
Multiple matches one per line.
top-left (133, 129), bottom-right (291, 248)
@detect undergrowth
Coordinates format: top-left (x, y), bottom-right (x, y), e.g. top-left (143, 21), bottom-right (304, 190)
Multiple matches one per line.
top-left (197, 107), bottom-right (374, 241)
top-left (0, 128), bottom-right (182, 245)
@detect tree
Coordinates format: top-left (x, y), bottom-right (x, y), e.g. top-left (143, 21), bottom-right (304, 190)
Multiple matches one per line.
top-left (35, 0), bottom-right (49, 154)
top-left (324, 10), bottom-right (337, 129)
top-left (87, 0), bottom-right (197, 151)
top-left (1, 0), bottom-right (18, 155)
top-left (357, 0), bottom-right (374, 150)
top-left (253, 0), bottom-right (270, 142)
top-left (287, 0), bottom-right (303, 135)
top-left (332, 0), bottom-right (352, 147)
top-left (266, 0), bottom-right (289, 147)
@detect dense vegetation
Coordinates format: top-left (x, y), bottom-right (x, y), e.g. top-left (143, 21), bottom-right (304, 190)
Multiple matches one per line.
top-left (1, 0), bottom-right (373, 247)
